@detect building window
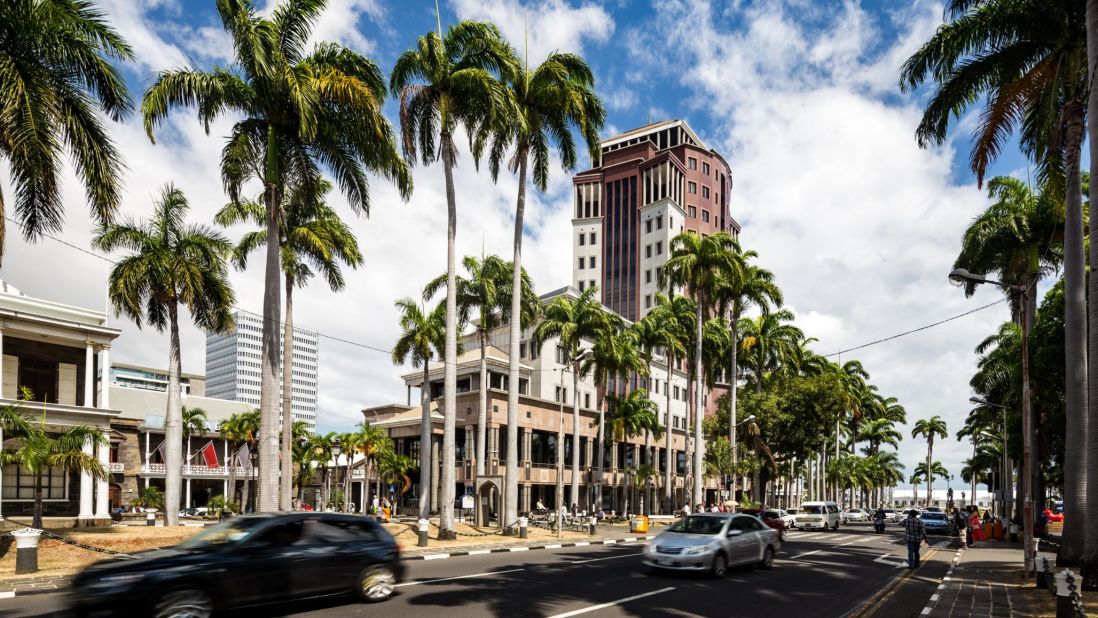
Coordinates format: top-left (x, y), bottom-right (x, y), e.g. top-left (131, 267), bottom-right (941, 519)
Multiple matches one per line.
top-left (578, 281), bottom-right (585, 292)
top-left (688, 205), bottom-right (697, 218)
top-left (673, 386), bottom-right (680, 399)
top-left (589, 232), bottom-right (596, 244)
top-left (3, 464), bottom-right (66, 500)
top-left (645, 269), bottom-right (652, 284)
top-left (688, 181), bottom-right (697, 194)
top-left (578, 257), bottom-right (585, 269)
top-left (579, 233), bottom-right (585, 246)
top-left (688, 157), bottom-right (697, 170)
top-left (589, 256), bottom-right (596, 268)
top-left (654, 380), bottom-right (660, 394)
top-left (645, 295), bottom-right (652, 309)
top-left (656, 241), bottom-right (663, 255)
top-left (702, 186), bottom-right (710, 199)
top-left (703, 162), bottom-right (710, 175)
top-left (645, 245), bottom-right (652, 258)
top-left (555, 386), bottom-right (567, 403)
top-left (702, 210), bottom-right (710, 223)
top-left (657, 215), bottom-right (663, 229)
top-left (584, 393), bottom-right (591, 409)
top-left (589, 280), bottom-right (595, 290)
top-left (520, 342), bottom-right (527, 358)
top-left (556, 346), bottom-right (568, 364)
top-left (646, 219), bottom-right (652, 234)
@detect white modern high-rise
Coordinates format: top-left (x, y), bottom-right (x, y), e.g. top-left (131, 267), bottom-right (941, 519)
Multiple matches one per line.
top-left (205, 310), bottom-right (318, 431)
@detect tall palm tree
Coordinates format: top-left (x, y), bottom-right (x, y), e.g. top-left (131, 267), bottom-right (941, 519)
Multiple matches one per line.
top-left (660, 231), bottom-right (742, 508)
top-left (392, 298), bottom-right (446, 519)
top-left (0, 402), bottom-right (107, 528)
top-left (712, 259), bottom-right (781, 491)
top-left (354, 423), bottom-right (391, 504)
top-left (143, 0), bottom-right (411, 513)
top-left (182, 406), bottom-right (209, 491)
top-left (473, 50), bottom-right (604, 530)
top-left (911, 416), bottom-right (949, 506)
top-left (424, 255), bottom-right (538, 478)
top-left (738, 309), bottom-right (806, 393)
top-left (900, 0), bottom-right (1088, 564)
top-left (216, 177), bottom-right (364, 510)
top-left (219, 409), bottom-right (260, 511)
top-left (94, 185), bottom-right (235, 526)
top-left (533, 286), bottom-right (609, 510)
top-left (911, 461), bottom-right (950, 505)
top-left (648, 293), bottom-right (694, 511)
top-left (306, 431), bottom-right (336, 508)
top-left (0, 0), bottom-right (134, 260)
top-left (604, 389), bottom-right (661, 515)
top-left (391, 20), bottom-right (516, 537)
top-left (337, 431), bottom-right (361, 512)
top-left (858, 418), bottom-right (901, 455)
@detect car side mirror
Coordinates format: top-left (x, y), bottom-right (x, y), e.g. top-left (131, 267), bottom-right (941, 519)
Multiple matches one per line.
top-left (727, 529), bottom-right (742, 537)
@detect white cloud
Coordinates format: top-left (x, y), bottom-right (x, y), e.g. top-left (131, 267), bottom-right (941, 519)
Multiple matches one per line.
top-left (625, 0), bottom-right (1003, 484)
top-left (451, 0), bottom-right (613, 64)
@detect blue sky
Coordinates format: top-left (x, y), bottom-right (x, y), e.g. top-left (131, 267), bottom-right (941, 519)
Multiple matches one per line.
top-left (0, 0), bottom-right (1050, 490)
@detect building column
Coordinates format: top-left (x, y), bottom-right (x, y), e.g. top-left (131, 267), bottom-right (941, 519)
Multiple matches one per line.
top-left (83, 342), bottom-right (95, 408)
top-left (430, 437), bottom-right (440, 512)
top-left (185, 478), bottom-right (192, 510)
top-left (95, 436), bottom-right (109, 518)
top-left (78, 438), bottom-right (94, 519)
top-left (222, 478), bottom-right (228, 498)
top-left (99, 345), bottom-right (110, 409)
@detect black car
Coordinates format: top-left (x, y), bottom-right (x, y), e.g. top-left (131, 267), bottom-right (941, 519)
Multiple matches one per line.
top-left (69, 512), bottom-right (403, 618)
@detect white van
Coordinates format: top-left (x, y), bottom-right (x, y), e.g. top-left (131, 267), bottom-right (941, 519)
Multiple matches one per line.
top-left (794, 501), bottom-right (842, 531)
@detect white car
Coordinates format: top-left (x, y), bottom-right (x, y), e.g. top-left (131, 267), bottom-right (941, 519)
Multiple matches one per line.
top-left (843, 509), bottom-right (868, 522)
top-left (881, 509), bottom-right (902, 523)
top-left (777, 509), bottom-right (797, 529)
top-left (794, 501), bottom-right (842, 531)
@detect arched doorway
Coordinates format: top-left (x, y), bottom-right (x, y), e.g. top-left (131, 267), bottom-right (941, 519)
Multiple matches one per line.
top-left (109, 484), bottom-right (122, 510)
top-left (474, 476), bottom-right (503, 528)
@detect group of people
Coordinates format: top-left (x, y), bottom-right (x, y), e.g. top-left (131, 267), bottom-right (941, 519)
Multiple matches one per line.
top-left (901, 505), bottom-right (991, 569)
top-left (681, 503), bottom-right (731, 516)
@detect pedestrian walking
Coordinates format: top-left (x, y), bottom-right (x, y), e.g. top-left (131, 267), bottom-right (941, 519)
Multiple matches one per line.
top-left (902, 509), bottom-right (928, 569)
top-left (969, 506), bottom-right (985, 542)
top-left (953, 508), bottom-right (968, 548)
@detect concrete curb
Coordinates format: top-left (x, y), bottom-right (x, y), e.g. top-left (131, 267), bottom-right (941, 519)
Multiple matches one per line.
top-left (919, 544), bottom-right (965, 616)
top-left (0, 583), bottom-right (71, 598)
top-left (401, 534), bottom-right (657, 561)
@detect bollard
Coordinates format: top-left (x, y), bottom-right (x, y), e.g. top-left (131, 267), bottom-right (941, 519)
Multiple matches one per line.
top-left (518, 516), bottom-right (528, 539)
top-left (1054, 569), bottom-right (1078, 618)
top-left (146, 512), bottom-right (156, 527)
top-left (589, 515), bottom-right (597, 536)
top-left (1010, 524), bottom-right (1019, 543)
top-left (13, 528), bottom-right (42, 574)
top-left (1036, 556), bottom-right (1052, 589)
top-left (417, 518), bottom-right (429, 548)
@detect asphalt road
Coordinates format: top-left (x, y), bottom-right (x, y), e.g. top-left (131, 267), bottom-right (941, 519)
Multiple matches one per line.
top-left (1, 522), bottom-right (959, 618)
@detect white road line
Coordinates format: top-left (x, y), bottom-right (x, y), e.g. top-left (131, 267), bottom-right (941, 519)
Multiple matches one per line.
top-left (394, 567), bottom-right (527, 588)
top-left (509, 547), bottom-right (530, 552)
top-left (545, 544), bottom-right (562, 549)
top-left (569, 551), bottom-right (645, 565)
top-left (790, 537), bottom-right (866, 560)
top-left (423, 553), bottom-right (450, 560)
top-left (467, 550), bottom-right (490, 555)
top-left (573, 542), bottom-right (590, 547)
top-left (547, 587), bottom-right (676, 618)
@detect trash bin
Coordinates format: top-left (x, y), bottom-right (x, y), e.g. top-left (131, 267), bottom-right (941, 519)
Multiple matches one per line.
top-left (629, 515), bottom-right (648, 534)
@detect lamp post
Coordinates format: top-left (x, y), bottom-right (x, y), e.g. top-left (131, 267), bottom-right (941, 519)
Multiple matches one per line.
top-left (953, 268), bottom-right (1034, 573)
top-left (249, 448), bottom-right (259, 513)
top-left (331, 439), bottom-right (342, 512)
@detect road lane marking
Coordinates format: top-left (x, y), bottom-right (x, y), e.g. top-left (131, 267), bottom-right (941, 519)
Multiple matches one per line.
top-left (547, 587), bottom-right (676, 618)
top-left (545, 544), bottom-right (562, 549)
top-left (395, 567), bottom-right (527, 587)
top-left (467, 550), bottom-right (490, 555)
top-left (423, 553), bottom-right (450, 560)
top-left (790, 537), bottom-right (867, 560)
top-left (569, 551), bottom-right (644, 564)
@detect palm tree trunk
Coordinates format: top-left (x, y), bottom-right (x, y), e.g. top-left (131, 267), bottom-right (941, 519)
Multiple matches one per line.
top-left (596, 392), bottom-right (606, 510)
top-left (477, 331), bottom-right (487, 477)
top-left (729, 317), bottom-right (738, 503)
top-left (692, 296), bottom-right (704, 509)
top-left (571, 363), bottom-right (581, 509)
top-left (279, 275), bottom-right (294, 511)
top-left (420, 364), bottom-right (431, 519)
top-left (439, 134), bottom-right (458, 538)
top-left (33, 473), bottom-right (43, 529)
top-left (163, 302), bottom-right (183, 526)
top-left (258, 126), bottom-right (283, 513)
top-left (926, 439), bottom-right (933, 508)
top-left (505, 149), bottom-right (530, 533)
top-left (1085, 0), bottom-right (1098, 577)
top-left (664, 352), bottom-right (674, 513)
top-left (644, 431), bottom-right (652, 516)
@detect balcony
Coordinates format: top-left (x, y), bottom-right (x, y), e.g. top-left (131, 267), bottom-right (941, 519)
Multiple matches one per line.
top-left (140, 463), bottom-right (250, 477)
top-left (108, 462), bottom-right (125, 473)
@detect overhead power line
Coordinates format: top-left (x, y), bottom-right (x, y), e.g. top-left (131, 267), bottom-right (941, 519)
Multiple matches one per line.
top-left (822, 298), bottom-right (1007, 358)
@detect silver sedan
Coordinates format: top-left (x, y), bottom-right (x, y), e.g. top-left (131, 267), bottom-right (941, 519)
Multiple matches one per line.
top-left (643, 513), bottom-right (781, 577)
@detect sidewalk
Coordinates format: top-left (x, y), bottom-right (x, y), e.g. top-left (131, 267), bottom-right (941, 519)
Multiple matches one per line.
top-left (921, 541), bottom-right (1031, 618)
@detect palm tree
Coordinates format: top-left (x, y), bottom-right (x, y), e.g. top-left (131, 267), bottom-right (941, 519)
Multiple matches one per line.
top-left (0, 413), bottom-right (107, 528)
top-left (911, 461), bottom-right (950, 506)
top-left (182, 407), bottom-right (209, 490)
top-left (355, 423), bottom-right (391, 505)
top-left (306, 431), bottom-right (336, 508)
top-left (660, 231), bottom-right (742, 508)
top-left (216, 177), bottom-right (364, 510)
top-left (859, 418), bottom-right (901, 455)
top-left (911, 416), bottom-right (949, 506)
top-left (337, 431), bottom-right (361, 512)
top-left (900, 0), bottom-right (1088, 564)
top-left (94, 185), bottom-right (235, 526)
top-left (391, 20), bottom-right (516, 537)
top-left (392, 298), bottom-right (446, 519)
top-left (604, 389), bottom-right (660, 515)
top-left (533, 286), bottom-right (609, 511)
top-left (219, 410), bottom-right (260, 511)
top-left (473, 50), bottom-right (605, 530)
top-left (648, 293), bottom-right (694, 511)
top-left (378, 450), bottom-right (416, 512)
top-left (0, 0), bottom-right (134, 260)
top-left (143, 0), bottom-right (411, 514)
top-left (425, 255), bottom-right (538, 478)
top-left (738, 309), bottom-right (806, 393)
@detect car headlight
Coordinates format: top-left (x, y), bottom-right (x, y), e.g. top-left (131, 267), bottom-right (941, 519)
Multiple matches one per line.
top-left (684, 544), bottom-right (713, 555)
top-left (645, 543), bottom-right (657, 554)
top-left (86, 572), bottom-right (144, 590)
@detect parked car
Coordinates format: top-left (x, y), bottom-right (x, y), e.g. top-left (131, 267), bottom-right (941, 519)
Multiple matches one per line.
top-left (794, 501), bottom-right (842, 531)
top-left (741, 509), bottom-right (788, 540)
top-left (644, 513), bottom-right (781, 576)
top-left (919, 511), bottom-right (952, 534)
top-left (68, 512), bottom-right (402, 617)
top-left (843, 509), bottom-right (867, 522)
top-left (882, 509), bottom-right (902, 523)
top-left (786, 508), bottom-right (798, 528)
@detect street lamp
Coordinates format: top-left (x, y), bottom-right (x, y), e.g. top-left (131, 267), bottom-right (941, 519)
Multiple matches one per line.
top-left (249, 448), bottom-right (259, 513)
top-left (953, 268), bottom-right (1035, 573)
top-left (331, 440), bottom-right (342, 512)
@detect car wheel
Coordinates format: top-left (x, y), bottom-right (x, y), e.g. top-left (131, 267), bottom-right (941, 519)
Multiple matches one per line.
top-left (758, 546), bottom-right (775, 570)
top-left (357, 564), bottom-right (397, 602)
top-left (711, 552), bottom-right (728, 578)
top-left (154, 589), bottom-right (213, 618)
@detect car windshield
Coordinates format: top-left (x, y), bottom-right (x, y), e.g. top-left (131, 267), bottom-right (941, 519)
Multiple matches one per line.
top-left (800, 505), bottom-right (824, 514)
top-left (667, 516), bottom-right (725, 535)
top-left (762, 511), bottom-right (780, 519)
top-left (178, 517), bottom-right (270, 550)
top-left (921, 513), bottom-right (946, 521)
